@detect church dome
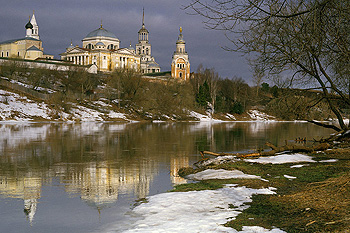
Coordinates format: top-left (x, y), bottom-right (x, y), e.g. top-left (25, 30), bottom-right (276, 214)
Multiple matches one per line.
top-left (85, 27), bottom-right (117, 39)
top-left (138, 25), bottom-right (149, 34)
top-left (25, 21), bottom-right (33, 29)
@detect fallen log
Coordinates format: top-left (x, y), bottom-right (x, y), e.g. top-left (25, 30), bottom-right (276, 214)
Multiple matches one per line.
top-left (199, 151), bottom-right (235, 158)
top-left (199, 142), bottom-right (331, 159)
top-left (261, 142), bottom-right (330, 156)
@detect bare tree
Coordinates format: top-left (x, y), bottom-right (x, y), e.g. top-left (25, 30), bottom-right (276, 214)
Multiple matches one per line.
top-left (251, 63), bottom-right (265, 97)
top-left (187, 0), bottom-right (350, 131)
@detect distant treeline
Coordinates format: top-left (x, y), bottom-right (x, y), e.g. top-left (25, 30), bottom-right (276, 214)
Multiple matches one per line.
top-left (0, 60), bottom-right (335, 121)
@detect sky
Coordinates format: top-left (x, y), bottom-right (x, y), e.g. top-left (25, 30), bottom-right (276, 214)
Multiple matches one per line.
top-left (0, 0), bottom-right (253, 83)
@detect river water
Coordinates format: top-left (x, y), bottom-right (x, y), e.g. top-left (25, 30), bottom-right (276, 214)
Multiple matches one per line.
top-left (0, 122), bottom-right (333, 233)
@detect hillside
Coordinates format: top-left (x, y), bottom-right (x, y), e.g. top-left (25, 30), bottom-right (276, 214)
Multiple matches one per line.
top-left (0, 78), bottom-right (275, 122)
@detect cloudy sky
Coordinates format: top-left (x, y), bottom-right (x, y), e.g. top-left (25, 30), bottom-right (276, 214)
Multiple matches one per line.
top-left (0, 0), bottom-right (252, 83)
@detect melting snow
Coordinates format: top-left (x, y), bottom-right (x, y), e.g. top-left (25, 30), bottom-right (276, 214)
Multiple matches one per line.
top-left (187, 169), bottom-right (262, 180)
top-left (245, 153), bottom-right (316, 164)
top-left (0, 90), bottom-right (50, 121)
top-left (284, 175), bottom-right (297, 179)
top-left (102, 185), bottom-right (282, 233)
top-left (248, 110), bottom-right (275, 121)
top-left (319, 159), bottom-right (338, 163)
top-left (290, 164), bottom-right (308, 168)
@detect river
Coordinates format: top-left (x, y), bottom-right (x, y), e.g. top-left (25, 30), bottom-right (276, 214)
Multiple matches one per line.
top-left (0, 121), bottom-right (333, 232)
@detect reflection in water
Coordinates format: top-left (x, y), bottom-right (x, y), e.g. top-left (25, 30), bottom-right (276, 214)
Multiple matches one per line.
top-left (0, 122), bottom-right (333, 232)
top-left (0, 176), bottom-right (41, 224)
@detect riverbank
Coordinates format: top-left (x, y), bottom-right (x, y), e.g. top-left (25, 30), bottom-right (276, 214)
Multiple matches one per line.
top-left (0, 87), bottom-right (278, 122)
top-left (175, 146), bottom-right (350, 232)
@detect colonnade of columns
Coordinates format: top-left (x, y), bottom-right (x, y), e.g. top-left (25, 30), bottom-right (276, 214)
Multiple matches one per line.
top-left (66, 54), bottom-right (138, 71)
top-left (68, 55), bottom-right (89, 65)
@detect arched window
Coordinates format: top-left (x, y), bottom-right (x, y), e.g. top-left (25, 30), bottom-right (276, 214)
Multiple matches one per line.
top-left (107, 44), bottom-right (114, 50)
top-left (138, 48), bottom-right (141, 54)
top-left (179, 72), bottom-right (183, 78)
top-left (86, 44), bottom-right (94, 50)
top-left (146, 48), bottom-right (149, 55)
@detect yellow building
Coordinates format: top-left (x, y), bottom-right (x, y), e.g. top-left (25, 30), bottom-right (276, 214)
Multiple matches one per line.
top-left (60, 24), bottom-right (141, 72)
top-left (171, 27), bottom-right (190, 80)
top-left (0, 12), bottom-right (53, 60)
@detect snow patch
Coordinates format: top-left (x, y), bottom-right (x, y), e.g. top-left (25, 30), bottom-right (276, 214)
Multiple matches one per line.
top-left (290, 164), bottom-right (308, 168)
top-left (245, 153), bottom-right (316, 164)
top-left (319, 159), bottom-right (338, 163)
top-left (189, 111), bottom-right (223, 122)
top-left (284, 175), bottom-right (297, 179)
top-left (248, 110), bottom-right (275, 121)
top-left (0, 90), bottom-right (50, 121)
top-left (102, 185), bottom-right (280, 233)
top-left (187, 169), bottom-right (262, 180)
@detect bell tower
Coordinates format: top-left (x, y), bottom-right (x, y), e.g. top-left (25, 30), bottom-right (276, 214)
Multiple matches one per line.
top-left (25, 11), bottom-right (39, 40)
top-left (135, 8), bottom-right (160, 73)
top-left (171, 27), bottom-right (190, 80)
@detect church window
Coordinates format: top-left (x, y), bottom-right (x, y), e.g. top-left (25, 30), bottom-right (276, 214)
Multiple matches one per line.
top-left (18, 52), bottom-right (20, 56)
top-left (6, 52), bottom-right (9, 57)
top-left (104, 56), bottom-right (106, 59)
top-left (1, 52), bottom-right (3, 57)
top-left (146, 48), bottom-right (149, 55)
top-left (138, 48), bottom-right (141, 54)
top-left (179, 72), bottom-right (183, 78)
top-left (108, 44), bottom-right (114, 50)
top-left (86, 44), bottom-right (94, 49)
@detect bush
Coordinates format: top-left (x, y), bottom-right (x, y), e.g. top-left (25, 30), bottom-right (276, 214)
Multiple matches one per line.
top-left (231, 101), bottom-right (244, 114)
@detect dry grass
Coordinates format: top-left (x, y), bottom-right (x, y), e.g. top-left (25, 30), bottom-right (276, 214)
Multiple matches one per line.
top-left (179, 146), bottom-right (350, 232)
top-left (282, 172), bottom-right (350, 232)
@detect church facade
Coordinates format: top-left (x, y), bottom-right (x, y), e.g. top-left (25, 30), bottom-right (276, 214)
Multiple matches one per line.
top-left (60, 10), bottom-right (161, 73)
top-left (171, 27), bottom-right (190, 80)
top-left (60, 24), bottom-right (140, 72)
top-left (0, 12), bottom-right (53, 60)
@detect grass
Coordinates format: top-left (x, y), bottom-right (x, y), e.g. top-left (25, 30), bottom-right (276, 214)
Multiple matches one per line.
top-left (174, 148), bottom-right (350, 232)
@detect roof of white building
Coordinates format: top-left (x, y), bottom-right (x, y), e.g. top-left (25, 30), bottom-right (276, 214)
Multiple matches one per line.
top-left (85, 27), bottom-right (117, 39)
top-left (0, 37), bottom-right (40, 45)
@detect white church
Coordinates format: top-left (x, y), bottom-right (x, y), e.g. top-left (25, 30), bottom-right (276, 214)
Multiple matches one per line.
top-left (60, 9), bottom-right (161, 74)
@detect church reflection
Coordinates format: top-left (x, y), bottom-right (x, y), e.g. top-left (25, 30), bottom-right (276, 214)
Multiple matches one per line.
top-left (57, 161), bottom-right (156, 209)
top-left (0, 176), bottom-right (42, 224)
top-left (170, 155), bottom-right (190, 185)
